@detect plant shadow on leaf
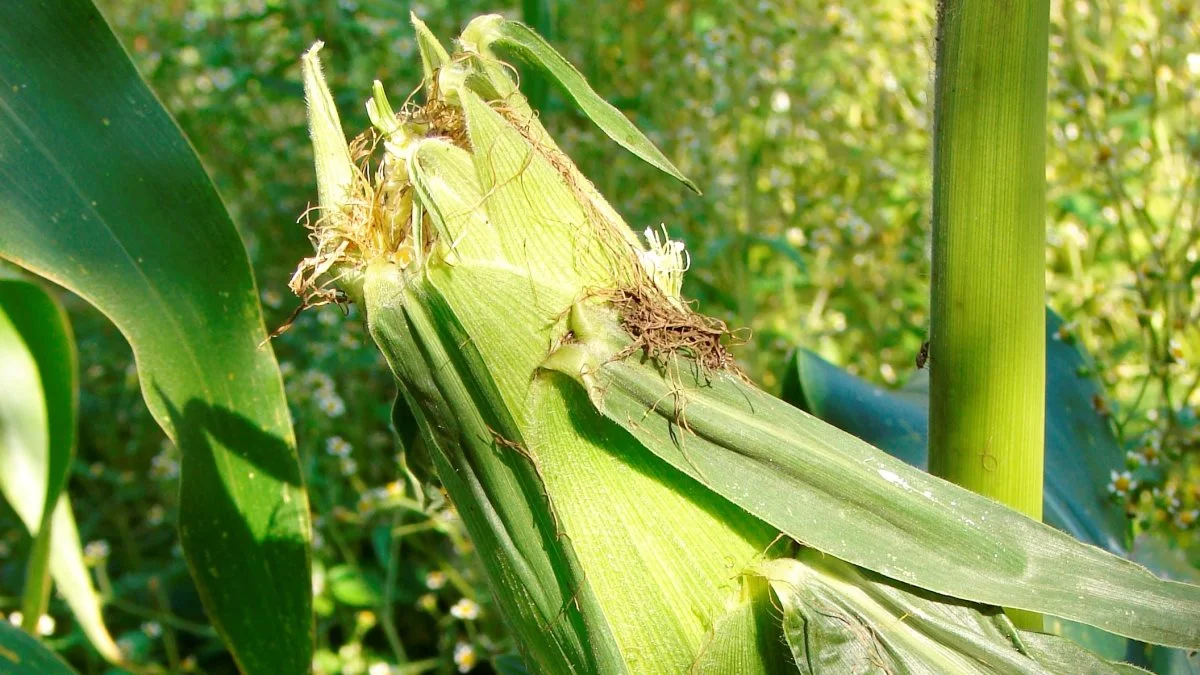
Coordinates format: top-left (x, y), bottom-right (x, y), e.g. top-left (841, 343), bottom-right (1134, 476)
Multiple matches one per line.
top-left (156, 392), bottom-right (312, 675)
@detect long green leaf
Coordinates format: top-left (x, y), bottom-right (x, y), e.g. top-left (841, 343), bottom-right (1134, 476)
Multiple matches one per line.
top-left (0, 276), bottom-right (121, 662)
top-left (460, 15), bottom-right (700, 193)
top-left (0, 1), bottom-right (312, 671)
top-left (545, 303), bottom-right (1200, 649)
top-left (0, 621), bottom-right (77, 675)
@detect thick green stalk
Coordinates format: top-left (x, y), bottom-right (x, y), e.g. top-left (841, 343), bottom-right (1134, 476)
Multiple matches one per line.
top-left (930, 0), bottom-right (1050, 629)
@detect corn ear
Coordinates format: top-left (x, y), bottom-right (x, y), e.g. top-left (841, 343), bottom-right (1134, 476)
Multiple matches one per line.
top-left (542, 301), bottom-right (1200, 649)
top-left (295, 16), bottom-right (1200, 673)
top-left (298, 24), bottom-right (789, 672)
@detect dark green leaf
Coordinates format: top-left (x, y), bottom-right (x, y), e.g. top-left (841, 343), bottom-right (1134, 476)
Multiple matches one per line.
top-left (0, 621), bottom-right (77, 675)
top-left (0, 2), bottom-right (311, 671)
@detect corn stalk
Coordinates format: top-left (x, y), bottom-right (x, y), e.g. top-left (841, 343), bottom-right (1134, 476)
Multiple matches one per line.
top-left (295, 15), bottom-right (1200, 673)
top-left (929, 0), bottom-right (1050, 629)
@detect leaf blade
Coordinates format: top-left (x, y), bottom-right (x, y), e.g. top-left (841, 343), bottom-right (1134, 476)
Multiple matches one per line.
top-left (0, 2), bottom-right (312, 671)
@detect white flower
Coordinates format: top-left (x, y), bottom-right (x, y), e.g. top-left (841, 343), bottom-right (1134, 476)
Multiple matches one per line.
top-left (368, 662), bottom-right (394, 675)
top-left (1107, 470), bottom-right (1136, 497)
top-left (449, 598), bottom-right (481, 620)
top-left (84, 539), bottom-right (110, 562)
top-left (770, 89), bottom-right (791, 113)
top-left (37, 614), bottom-right (55, 636)
top-left (211, 67), bottom-right (235, 91)
top-left (151, 448), bottom-right (180, 480)
top-left (339, 457), bottom-right (358, 476)
top-left (326, 436), bottom-right (353, 457)
top-left (7, 612), bottom-right (21, 626)
top-left (317, 392), bottom-right (346, 417)
top-left (453, 641), bottom-right (477, 673)
top-left (261, 288), bottom-right (283, 308)
top-left (142, 621), bottom-right (162, 638)
top-left (425, 570), bottom-right (447, 590)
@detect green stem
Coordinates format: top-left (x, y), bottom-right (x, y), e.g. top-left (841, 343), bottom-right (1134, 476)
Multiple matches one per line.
top-left (19, 508), bottom-right (54, 633)
top-left (929, 0), bottom-right (1050, 630)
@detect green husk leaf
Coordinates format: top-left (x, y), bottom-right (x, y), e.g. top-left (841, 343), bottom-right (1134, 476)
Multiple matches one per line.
top-left (411, 13), bottom-right (451, 84)
top-left (363, 263), bottom-right (624, 674)
top-left (528, 372), bottom-right (779, 672)
top-left (544, 302), bottom-right (1200, 649)
top-left (763, 553), bottom-right (1147, 674)
top-left (690, 576), bottom-right (792, 674)
top-left (460, 14), bottom-right (700, 193)
top-left (303, 42), bottom-right (355, 216)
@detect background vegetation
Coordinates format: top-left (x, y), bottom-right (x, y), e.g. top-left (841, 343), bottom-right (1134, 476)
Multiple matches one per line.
top-left (0, 0), bottom-right (1196, 672)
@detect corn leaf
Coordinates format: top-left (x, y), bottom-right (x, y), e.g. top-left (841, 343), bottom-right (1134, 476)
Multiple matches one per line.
top-left (0, 2), bottom-right (311, 671)
top-left (546, 304), bottom-right (1200, 649)
top-left (0, 621), bottom-right (76, 675)
top-left (461, 15), bottom-right (700, 193)
top-left (781, 309), bottom-right (1127, 553)
top-left (689, 577), bottom-right (792, 675)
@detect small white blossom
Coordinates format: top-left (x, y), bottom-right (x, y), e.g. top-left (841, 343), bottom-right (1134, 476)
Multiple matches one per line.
top-left (450, 598), bottom-right (481, 620)
top-left (1107, 470), bottom-right (1136, 497)
top-left (261, 288), bottom-right (283, 309)
top-left (317, 392), bottom-right (346, 417)
top-left (142, 621), bottom-right (162, 638)
top-left (37, 614), bottom-right (55, 636)
top-left (453, 641), bottom-right (477, 673)
top-left (326, 436), bottom-right (353, 457)
top-left (84, 539), bottom-right (110, 562)
top-left (425, 570), bottom-right (447, 590)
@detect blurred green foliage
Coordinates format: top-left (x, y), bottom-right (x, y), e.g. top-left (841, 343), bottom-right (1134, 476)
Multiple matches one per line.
top-left (0, 0), bottom-right (1195, 672)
